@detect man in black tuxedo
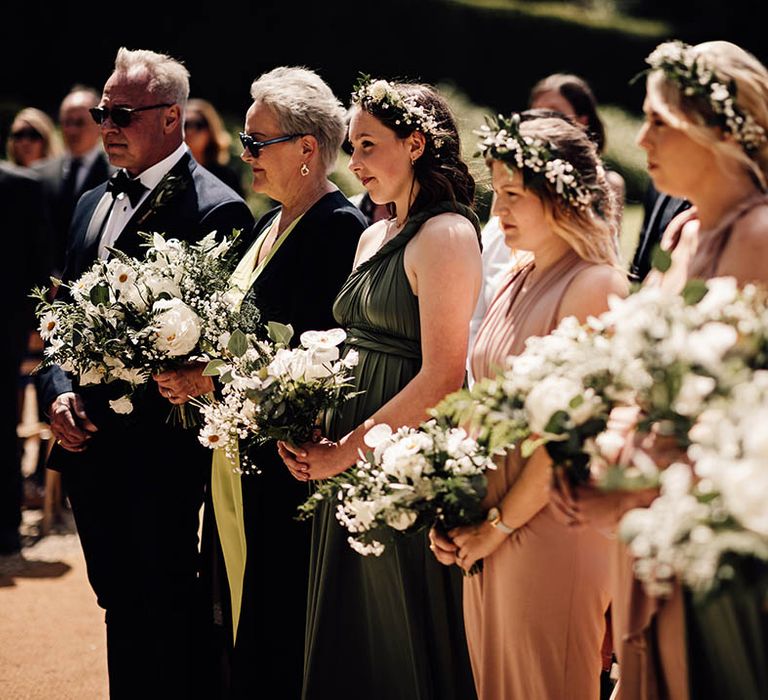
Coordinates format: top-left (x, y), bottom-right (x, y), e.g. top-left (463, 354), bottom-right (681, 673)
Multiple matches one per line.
top-left (34, 86), bottom-right (114, 278)
top-left (37, 47), bottom-right (253, 699)
top-left (0, 163), bottom-right (50, 555)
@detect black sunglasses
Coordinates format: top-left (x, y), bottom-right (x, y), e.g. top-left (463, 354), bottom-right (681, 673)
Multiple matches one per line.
top-left (89, 103), bottom-right (173, 128)
top-left (184, 119), bottom-right (208, 131)
top-left (239, 132), bottom-right (306, 158)
top-left (10, 128), bottom-right (43, 141)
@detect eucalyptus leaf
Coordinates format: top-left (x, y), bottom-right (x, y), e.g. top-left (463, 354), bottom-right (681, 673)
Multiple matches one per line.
top-left (227, 328), bottom-right (248, 357)
top-left (268, 321), bottom-right (294, 347)
top-left (682, 279), bottom-right (708, 305)
top-left (202, 359), bottom-right (226, 376)
top-left (89, 284), bottom-right (110, 306)
top-left (651, 245), bottom-right (672, 273)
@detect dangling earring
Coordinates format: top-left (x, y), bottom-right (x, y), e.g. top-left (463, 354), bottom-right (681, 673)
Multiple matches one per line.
top-left (300, 163), bottom-right (310, 177)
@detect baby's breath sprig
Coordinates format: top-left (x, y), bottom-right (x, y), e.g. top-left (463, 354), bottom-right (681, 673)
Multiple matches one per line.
top-left (475, 113), bottom-right (596, 211)
top-left (351, 74), bottom-right (446, 153)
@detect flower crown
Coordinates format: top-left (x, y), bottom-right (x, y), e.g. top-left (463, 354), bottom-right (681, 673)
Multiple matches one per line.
top-left (645, 40), bottom-right (767, 153)
top-left (351, 74), bottom-right (445, 152)
top-left (476, 113), bottom-right (595, 211)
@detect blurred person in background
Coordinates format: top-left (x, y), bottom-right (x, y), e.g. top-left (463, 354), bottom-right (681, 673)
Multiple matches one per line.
top-left (6, 107), bottom-right (62, 167)
top-left (184, 98), bottom-right (243, 196)
top-left (35, 86), bottom-right (114, 279)
top-left (0, 162), bottom-right (50, 555)
top-left (530, 73), bottom-right (625, 227)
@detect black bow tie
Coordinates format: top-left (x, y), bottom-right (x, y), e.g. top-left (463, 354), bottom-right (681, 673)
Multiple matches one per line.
top-left (107, 170), bottom-right (148, 208)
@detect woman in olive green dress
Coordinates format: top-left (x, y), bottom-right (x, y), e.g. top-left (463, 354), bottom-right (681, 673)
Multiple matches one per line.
top-left (278, 79), bottom-right (482, 699)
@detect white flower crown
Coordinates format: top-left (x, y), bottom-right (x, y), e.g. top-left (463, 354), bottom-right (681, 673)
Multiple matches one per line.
top-left (476, 113), bottom-right (595, 211)
top-left (646, 40), bottom-right (767, 153)
top-left (351, 75), bottom-right (445, 152)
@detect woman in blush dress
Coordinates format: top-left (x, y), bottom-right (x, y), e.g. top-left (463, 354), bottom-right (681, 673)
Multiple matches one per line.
top-left (430, 111), bottom-right (628, 700)
top-left (578, 40), bottom-right (768, 700)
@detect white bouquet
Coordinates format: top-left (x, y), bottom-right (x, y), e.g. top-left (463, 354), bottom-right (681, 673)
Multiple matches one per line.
top-left (620, 370), bottom-right (768, 597)
top-left (436, 315), bottom-right (632, 485)
top-left (197, 324), bottom-right (359, 470)
top-left (34, 230), bottom-right (256, 419)
top-left (299, 420), bottom-right (495, 573)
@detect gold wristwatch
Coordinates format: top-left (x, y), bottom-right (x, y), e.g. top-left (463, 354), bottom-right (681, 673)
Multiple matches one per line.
top-left (486, 506), bottom-right (515, 535)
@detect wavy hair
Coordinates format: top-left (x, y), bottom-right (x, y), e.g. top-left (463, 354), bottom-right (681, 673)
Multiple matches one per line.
top-left (490, 111), bottom-right (619, 267)
top-left (356, 82), bottom-right (475, 216)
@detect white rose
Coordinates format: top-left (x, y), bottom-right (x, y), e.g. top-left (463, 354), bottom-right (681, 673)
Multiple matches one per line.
top-left (525, 375), bottom-right (583, 434)
top-left (364, 423), bottom-right (393, 448)
top-left (151, 299), bottom-right (202, 357)
top-left (109, 395), bottom-right (134, 414)
top-left (384, 508), bottom-right (417, 531)
top-left (342, 349), bottom-right (359, 368)
top-left (267, 348), bottom-right (308, 381)
top-left (369, 80), bottom-right (391, 102)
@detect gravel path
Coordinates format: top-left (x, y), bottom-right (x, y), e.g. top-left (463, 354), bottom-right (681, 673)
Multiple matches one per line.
top-left (0, 514), bottom-right (108, 699)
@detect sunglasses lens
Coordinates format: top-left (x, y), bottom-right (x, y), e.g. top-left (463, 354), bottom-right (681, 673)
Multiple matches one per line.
top-left (89, 107), bottom-right (105, 124)
top-left (89, 107), bottom-right (131, 127)
top-left (239, 133), bottom-right (260, 158)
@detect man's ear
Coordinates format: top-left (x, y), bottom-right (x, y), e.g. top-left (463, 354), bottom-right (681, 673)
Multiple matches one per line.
top-left (165, 104), bottom-right (182, 133)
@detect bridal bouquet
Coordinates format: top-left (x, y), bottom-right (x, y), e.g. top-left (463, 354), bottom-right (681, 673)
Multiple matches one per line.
top-left (299, 420), bottom-right (495, 573)
top-left (436, 316), bottom-right (633, 485)
top-left (197, 324), bottom-right (359, 470)
top-left (33, 231), bottom-right (255, 418)
top-left (620, 371), bottom-right (768, 597)
top-left (593, 277), bottom-right (768, 489)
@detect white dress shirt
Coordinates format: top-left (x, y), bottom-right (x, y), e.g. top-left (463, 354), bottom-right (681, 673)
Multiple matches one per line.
top-left (467, 217), bottom-right (518, 385)
top-left (98, 143), bottom-right (188, 259)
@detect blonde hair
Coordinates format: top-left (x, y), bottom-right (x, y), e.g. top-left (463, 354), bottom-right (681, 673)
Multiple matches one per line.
top-left (646, 41), bottom-right (768, 191)
top-left (496, 114), bottom-right (619, 268)
top-left (6, 107), bottom-right (62, 164)
top-left (186, 98), bottom-right (232, 166)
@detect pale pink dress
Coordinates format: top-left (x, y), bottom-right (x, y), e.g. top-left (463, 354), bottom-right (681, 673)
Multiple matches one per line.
top-left (466, 249), bottom-right (613, 700)
top-left (610, 192), bottom-right (768, 700)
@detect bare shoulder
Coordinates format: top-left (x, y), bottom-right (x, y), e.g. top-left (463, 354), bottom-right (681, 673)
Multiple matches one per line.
top-left (730, 202), bottom-right (768, 249)
top-left (412, 212), bottom-right (480, 253)
top-left (559, 264), bottom-right (629, 323)
top-left (718, 202), bottom-right (768, 285)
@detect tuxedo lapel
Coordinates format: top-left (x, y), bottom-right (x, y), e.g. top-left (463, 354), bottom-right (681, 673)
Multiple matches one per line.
top-left (83, 193), bottom-right (115, 253)
top-left (112, 154), bottom-right (193, 256)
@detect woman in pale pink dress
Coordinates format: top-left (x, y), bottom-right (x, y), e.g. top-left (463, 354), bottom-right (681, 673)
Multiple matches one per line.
top-left (431, 111), bottom-right (628, 699)
top-left (579, 40), bottom-right (768, 700)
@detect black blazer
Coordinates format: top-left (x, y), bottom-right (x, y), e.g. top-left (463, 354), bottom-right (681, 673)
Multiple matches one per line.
top-left (37, 151), bottom-right (254, 470)
top-left (34, 151), bottom-right (114, 276)
top-left (243, 189), bottom-right (367, 341)
top-left (1, 162), bottom-right (51, 364)
top-left (631, 184), bottom-right (690, 282)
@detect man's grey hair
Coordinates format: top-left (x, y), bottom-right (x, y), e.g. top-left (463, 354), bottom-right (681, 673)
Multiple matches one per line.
top-left (113, 47), bottom-right (190, 110)
top-left (250, 66), bottom-right (346, 174)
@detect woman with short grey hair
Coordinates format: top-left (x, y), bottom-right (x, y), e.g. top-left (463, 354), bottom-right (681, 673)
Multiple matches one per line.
top-left (158, 65), bottom-right (366, 698)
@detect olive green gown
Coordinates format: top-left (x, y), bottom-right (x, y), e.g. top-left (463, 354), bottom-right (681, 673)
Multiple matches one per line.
top-left (303, 202), bottom-right (479, 700)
